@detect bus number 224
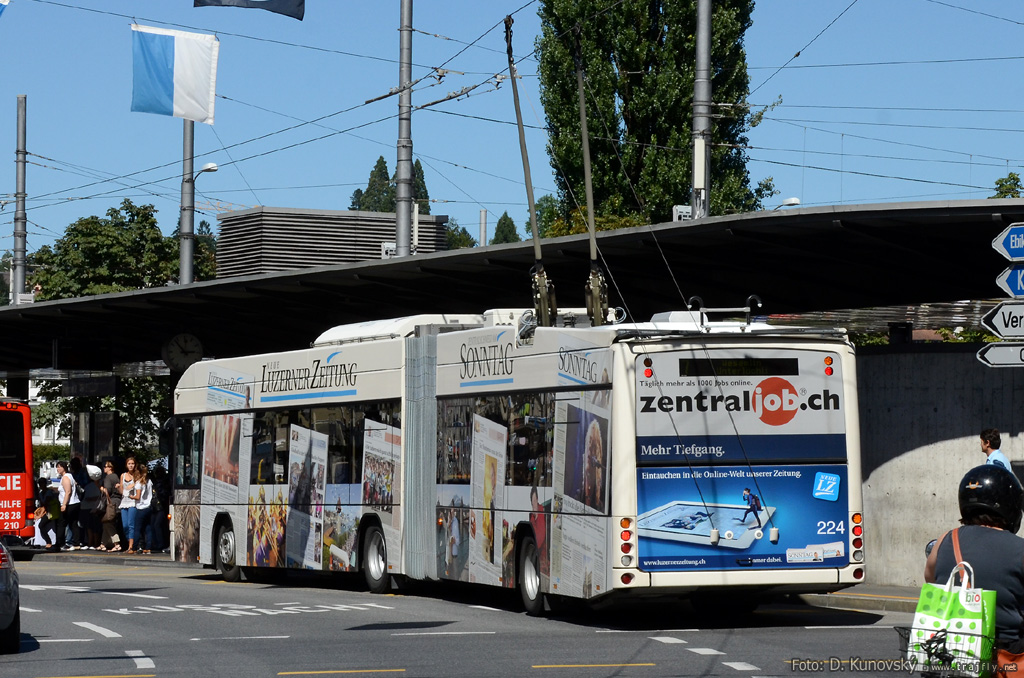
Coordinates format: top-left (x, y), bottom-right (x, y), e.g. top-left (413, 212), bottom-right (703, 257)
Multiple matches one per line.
top-left (817, 521), bottom-right (845, 535)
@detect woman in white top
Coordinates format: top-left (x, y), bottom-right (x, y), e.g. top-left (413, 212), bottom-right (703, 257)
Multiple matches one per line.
top-left (56, 460), bottom-right (82, 550)
top-left (133, 465), bottom-right (154, 554)
top-left (119, 456), bottom-right (139, 553)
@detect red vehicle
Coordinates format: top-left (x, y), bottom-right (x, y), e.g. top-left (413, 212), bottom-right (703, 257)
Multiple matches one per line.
top-left (0, 401), bottom-right (33, 541)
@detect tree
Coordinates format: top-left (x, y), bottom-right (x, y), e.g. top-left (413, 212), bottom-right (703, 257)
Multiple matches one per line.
top-left (26, 198), bottom-right (203, 459)
top-left (413, 159), bottom-right (431, 215)
top-left (445, 217), bottom-right (477, 250)
top-left (32, 199), bottom-right (175, 298)
top-left (350, 156), bottom-right (432, 214)
top-left (529, 194), bottom-right (559, 238)
top-left (491, 212), bottom-right (521, 244)
top-left (536, 0), bottom-right (769, 225)
top-left (992, 173), bottom-right (1023, 199)
top-left (32, 378), bottom-right (170, 461)
top-left (351, 156), bottom-right (395, 212)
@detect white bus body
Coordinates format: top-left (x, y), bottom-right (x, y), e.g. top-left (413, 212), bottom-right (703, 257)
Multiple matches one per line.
top-left (171, 309), bottom-right (864, 611)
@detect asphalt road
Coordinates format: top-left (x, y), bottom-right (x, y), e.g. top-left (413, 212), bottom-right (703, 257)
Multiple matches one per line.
top-left (3, 559), bottom-right (914, 677)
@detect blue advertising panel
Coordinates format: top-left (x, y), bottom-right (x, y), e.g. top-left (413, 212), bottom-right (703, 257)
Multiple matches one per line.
top-left (636, 463), bottom-right (850, 571)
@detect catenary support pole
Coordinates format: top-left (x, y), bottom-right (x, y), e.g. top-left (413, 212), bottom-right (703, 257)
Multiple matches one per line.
top-left (692, 0), bottom-right (712, 219)
top-left (395, 0), bottom-right (413, 257)
top-left (13, 95), bottom-right (27, 304)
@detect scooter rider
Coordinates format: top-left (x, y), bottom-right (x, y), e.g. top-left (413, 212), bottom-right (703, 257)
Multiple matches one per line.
top-left (925, 464), bottom-right (1024, 650)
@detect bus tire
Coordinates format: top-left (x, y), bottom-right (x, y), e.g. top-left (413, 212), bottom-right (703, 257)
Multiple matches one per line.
top-left (362, 525), bottom-right (390, 594)
top-left (0, 607), bottom-right (19, 654)
top-left (518, 535), bottom-right (544, 616)
top-left (216, 521), bottom-right (241, 583)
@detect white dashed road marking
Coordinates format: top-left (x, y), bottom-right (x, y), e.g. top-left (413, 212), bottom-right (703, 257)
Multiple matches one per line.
top-left (126, 650), bottom-right (155, 669)
top-left (650, 636), bottom-right (688, 644)
top-left (723, 661), bottom-right (761, 671)
top-left (74, 621), bottom-right (122, 638)
top-left (687, 647), bottom-right (726, 655)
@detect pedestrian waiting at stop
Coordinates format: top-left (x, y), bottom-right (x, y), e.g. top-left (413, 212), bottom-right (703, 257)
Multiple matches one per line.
top-left (55, 460), bottom-right (82, 551)
top-left (98, 459), bottom-right (123, 552)
top-left (133, 464), bottom-right (154, 554)
top-left (33, 478), bottom-right (59, 549)
top-left (119, 455), bottom-right (140, 553)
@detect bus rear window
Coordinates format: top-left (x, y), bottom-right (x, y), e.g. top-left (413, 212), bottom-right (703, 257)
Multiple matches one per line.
top-left (0, 410), bottom-right (26, 474)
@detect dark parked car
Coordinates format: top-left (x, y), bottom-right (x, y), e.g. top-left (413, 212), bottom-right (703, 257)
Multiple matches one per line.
top-left (0, 540), bottom-right (20, 653)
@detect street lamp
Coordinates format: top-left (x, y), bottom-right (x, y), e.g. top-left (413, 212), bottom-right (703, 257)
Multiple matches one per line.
top-left (773, 197), bottom-right (801, 210)
top-left (179, 120), bottom-right (218, 285)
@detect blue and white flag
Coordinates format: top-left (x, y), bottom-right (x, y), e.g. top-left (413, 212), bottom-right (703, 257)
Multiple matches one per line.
top-left (131, 24), bottom-right (219, 125)
top-left (0, 1), bottom-right (10, 20)
top-left (194, 0), bottom-right (303, 21)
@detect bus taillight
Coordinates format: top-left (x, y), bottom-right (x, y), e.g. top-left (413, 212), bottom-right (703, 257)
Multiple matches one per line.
top-left (620, 572), bottom-right (634, 584)
top-left (617, 518), bottom-right (638, 568)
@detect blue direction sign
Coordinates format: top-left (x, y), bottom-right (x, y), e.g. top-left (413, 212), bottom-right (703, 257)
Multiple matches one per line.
top-left (997, 265), bottom-right (1024, 297)
top-left (978, 342), bottom-right (1024, 368)
top-left (993, 223), bottom-right (1024, 261)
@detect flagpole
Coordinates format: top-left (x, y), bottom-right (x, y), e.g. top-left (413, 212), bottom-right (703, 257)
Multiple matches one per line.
top-left (180, 119), bottom-right (195, 285)
top-left (394, 0), bottom-right (413, 257)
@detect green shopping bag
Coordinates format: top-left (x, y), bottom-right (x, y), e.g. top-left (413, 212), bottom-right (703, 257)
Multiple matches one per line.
top-left (907, 561), bottom-right (996, 677)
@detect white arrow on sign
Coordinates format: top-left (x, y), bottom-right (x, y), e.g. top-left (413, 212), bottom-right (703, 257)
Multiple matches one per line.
top-left (977, 342), bottom-right (1024, 368)
top-left (981, 301), bottom-right (1024, 338)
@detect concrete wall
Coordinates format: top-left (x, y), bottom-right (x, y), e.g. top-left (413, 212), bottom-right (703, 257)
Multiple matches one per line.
top-left (857, 345), bottom-right (1024, 587)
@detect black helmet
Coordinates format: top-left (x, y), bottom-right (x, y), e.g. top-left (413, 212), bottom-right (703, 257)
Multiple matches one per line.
top-left (959, 464), bottom-right (1024, 533)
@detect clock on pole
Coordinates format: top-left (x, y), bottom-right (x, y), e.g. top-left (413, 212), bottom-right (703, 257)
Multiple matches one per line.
top-left (162, 333), bottom-right (204, 371)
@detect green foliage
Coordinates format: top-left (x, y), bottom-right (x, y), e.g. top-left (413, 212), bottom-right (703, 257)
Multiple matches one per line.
top-left (546, 195), bottom-right (647, 237)
top-left (32, 377), bottom-right (171, 458)
top-left (31, 199), bottom-right (216, 297)
top-left (491, 212), bottom-right (522, 244)
top-left (936, 326), bottom-right (999, 343)
top-left (849, 332), bottom-right (890, 346)
top-left (445, 217), bottom-right (478, 250)
top-left (531, 194), bottom-right (559, 238)
top-left (350, 157), bottom-right (432, 214)
top-left (413, 159), bottom-right (431, 215)
top-left (355, 156), bottom-right (396, 212)
top-left (33, 444), bottom-right (71, 475)
top-left (537, 0), bottom-right (761, 226)
top-left (991, 173), bottom-right (1023, 199)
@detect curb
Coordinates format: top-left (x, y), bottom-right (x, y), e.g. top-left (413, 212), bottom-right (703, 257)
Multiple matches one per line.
top-left (10, 547), bottom-right (201, 570)
top-left (801, 591), bottom-right (917, 614)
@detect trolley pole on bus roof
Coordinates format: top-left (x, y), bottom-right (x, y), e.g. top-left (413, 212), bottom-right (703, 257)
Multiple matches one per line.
top-left (572, 27), bottom-right (607, 327)
top-left (13, 95), bottom-right (27, 304)
top-left (505, 15), bottom-right (556, 327)
top-left (394, 0), bottom-right (414, 258)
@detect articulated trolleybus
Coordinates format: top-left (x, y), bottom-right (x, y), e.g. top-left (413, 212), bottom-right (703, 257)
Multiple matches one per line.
top-left (171, 307), bottom-right (864, 613)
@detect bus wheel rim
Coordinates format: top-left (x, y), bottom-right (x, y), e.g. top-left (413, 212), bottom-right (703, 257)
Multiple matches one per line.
top-left (219, 529), bottom-right (235, 566)
top-left (369, 532), bottom-right (386, 580)
top-left (524, 544), bottom-right (539, 600)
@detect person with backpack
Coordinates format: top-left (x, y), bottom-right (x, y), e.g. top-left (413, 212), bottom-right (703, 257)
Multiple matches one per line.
top-left (740, 487), bottom-right (762, 528)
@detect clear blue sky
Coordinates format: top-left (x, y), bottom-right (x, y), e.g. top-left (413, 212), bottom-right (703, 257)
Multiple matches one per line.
top-left (0, 0), bottom-right (1021, 258)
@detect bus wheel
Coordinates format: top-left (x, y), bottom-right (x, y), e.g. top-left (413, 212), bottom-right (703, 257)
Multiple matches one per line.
top-left (363, 525), bottom-right (389, 594)
top-left (518, 535), bottom-right (544, 616)
top-left (216, 522), bottom-right (241, 583)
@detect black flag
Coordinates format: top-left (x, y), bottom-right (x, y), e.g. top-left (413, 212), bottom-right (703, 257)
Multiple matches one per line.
top-left (194, 0), bottom-right (304, 21)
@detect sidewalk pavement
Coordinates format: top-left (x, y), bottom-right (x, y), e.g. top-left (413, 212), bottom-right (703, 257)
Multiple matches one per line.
top-left (799, 584), bottom-right (919, 614)
top-left (10, 545), bottom-right (920, 613)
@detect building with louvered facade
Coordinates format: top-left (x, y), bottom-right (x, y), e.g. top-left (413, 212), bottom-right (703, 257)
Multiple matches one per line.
top-left (215, 207), bottom-right (449, 278)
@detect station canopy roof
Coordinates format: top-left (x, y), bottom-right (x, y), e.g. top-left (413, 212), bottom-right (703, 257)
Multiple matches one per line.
top-left (3, 199), bottom-right (1023, 378)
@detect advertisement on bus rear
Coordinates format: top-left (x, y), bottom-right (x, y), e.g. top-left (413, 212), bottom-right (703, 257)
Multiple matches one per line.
top-left (636, 463), bottom-right (850, 571)
top-left (635, 349), bottom-right (847, 464)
